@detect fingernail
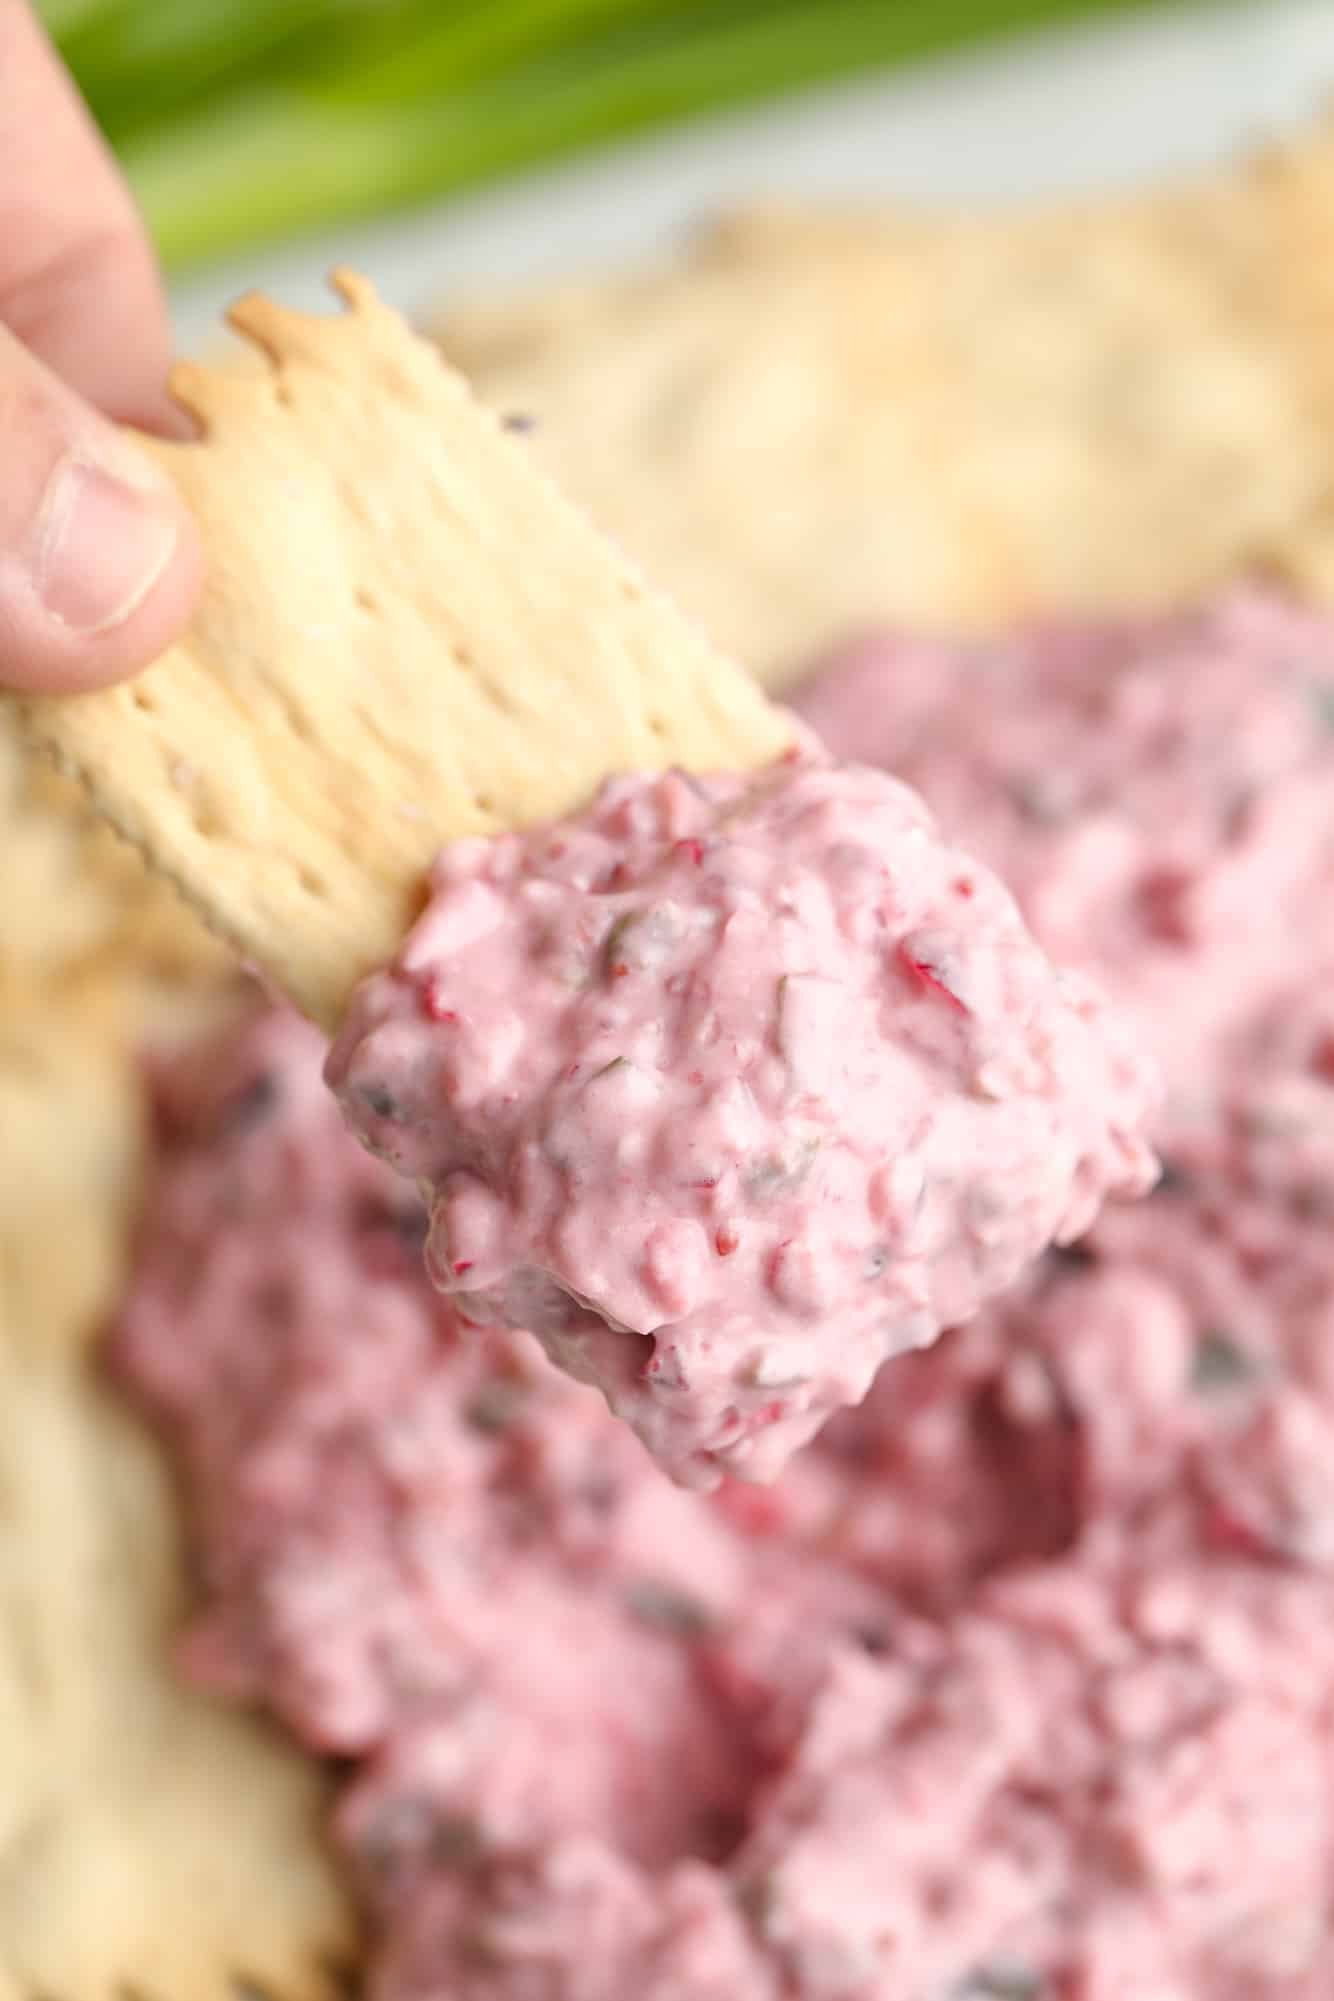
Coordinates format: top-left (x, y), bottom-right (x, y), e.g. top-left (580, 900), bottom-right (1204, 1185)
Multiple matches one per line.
top-left (33, 454), bottom-right (180, 635)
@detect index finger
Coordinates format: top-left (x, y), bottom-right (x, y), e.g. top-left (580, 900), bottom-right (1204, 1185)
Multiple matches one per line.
top-left (0, 0), bottom-right (183, 431)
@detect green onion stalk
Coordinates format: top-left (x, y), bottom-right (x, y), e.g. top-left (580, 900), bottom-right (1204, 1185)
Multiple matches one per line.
top-left (41, 0), bottom-right (1164, 274)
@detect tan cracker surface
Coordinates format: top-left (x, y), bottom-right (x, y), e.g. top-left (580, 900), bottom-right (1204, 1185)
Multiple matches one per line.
top-left (11, 271), bottom-right (789, 1029)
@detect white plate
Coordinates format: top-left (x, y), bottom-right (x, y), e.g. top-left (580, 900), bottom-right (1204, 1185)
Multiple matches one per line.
top-left (171, 0), bottom-right (1334, 350)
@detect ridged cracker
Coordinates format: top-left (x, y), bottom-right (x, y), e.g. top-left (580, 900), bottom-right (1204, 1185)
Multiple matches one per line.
top-left (12, 271), bottom-right (790, 1030)
top-left (0, 999), bottom-right (356, 2001)
top-left (0, 719), bottom-right (224, 997)
top-left (435, 119), bottom-right (1334, 686)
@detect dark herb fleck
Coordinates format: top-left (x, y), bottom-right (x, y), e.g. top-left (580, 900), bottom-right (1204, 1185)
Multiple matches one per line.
top-left (393, 1203), bottom-right (430, 1252)
top-left (693, 1804), bottom-right (748, 1862)
top-left (360, 1084), bottom-right (401, 1120)
top-left (253, 1278), bottom-right (295, 1328)
top-left (1007, 774), bottom-right (1073, 825)
top-left (1191, 1329), bottom-right (1256, 1394)
top-left (429, 1814), bottom-right (486, 1867)
top-left (1152, 1156), bottom-right (1194, 1198)
top-left (354, 1795), bottom-right (437, 1882)
top-left (958, 1965), bottom-right (1042, 2000)
top-left (852, 1622), bottom-right (891, 1656)
top-left (576, 1475), bottom-right (621, 1516)
top-left (358, 1800), bottom-right (485, 1884)
top-left (354, 1195), bottom-right (394, 1234)
top-left (501, 411), bottom-right (537, 434)
top-left (1223, 786), bottom-right (1256, 844)
top-left (1046, 1240), bottom-right (1097, 1274)
top-left (464, 1380), bottom-right (531, 1434)
top-left (216, 1071), bottom-right (279, 1137)
top-left (354, 1195), bottom-right (429, 1252)
top-left (589, 1055), bottom-right (632, 1083)
top-left (736, 1872), bottom-right (778, 1929)
top-left (1290, 1179), bottom-right (1334, 1222)
top-left (602, 911), bottom-right (641, 977)
top-left (748, 1135), bottom-right (819, 1197)
top-left (624, 1580), bottom-right (719, 1637)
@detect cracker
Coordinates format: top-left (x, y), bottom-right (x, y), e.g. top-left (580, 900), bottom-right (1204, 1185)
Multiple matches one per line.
top-left (0, 1354), bottom-right (356, 2001)
top-left (12, 271), bottom-right (791, 1030)
top-left (434, 120), bottom-right (1334, 686)
top-left (0, 1000), bottom-right (356, 2001)
top-left (0, 715), bottom-right (223, 995)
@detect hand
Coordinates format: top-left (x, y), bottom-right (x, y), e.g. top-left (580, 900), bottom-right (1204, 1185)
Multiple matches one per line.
top-left (0, 0), bottom-right (201, 693)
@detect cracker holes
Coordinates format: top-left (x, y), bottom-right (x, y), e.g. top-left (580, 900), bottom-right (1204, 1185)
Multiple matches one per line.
top-left (273, 378), bottom-right (295, 410)
top-left (270, 689), bottom-right (313, 745)
top-left (188, 802), bottom-right (221, 840)
top-left (354, 587), bottom-right (379, 614)
top-left (473, 790), bottom-right (495, 815)
top-left (480, 677), bottom-right (517, 716)
top-left (297, 863), bottom-right (327, 897)
top-left (130, 688), bottom-right (158, 715)
top-left (646, 715), bottom-right (669, 740)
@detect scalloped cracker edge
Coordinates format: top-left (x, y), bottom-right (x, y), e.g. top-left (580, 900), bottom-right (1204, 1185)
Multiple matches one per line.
top-left (12, 270), bottom-right (791, 1029)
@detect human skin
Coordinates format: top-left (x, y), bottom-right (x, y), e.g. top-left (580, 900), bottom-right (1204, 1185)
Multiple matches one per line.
top-left (0, 0), bottom-right (200, 693)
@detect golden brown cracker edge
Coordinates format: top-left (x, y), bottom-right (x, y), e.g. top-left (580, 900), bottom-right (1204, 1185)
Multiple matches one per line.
top-left (12, 269), bottom-right (791, 1031)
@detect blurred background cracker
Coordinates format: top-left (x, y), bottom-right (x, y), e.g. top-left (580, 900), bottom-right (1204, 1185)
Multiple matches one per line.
top-left (0, 1005), bottom-right (357, 2001)
top-left (435, 122), bottom-right (1334, 685)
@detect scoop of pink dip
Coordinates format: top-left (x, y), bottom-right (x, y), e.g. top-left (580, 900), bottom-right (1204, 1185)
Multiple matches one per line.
top-left (326, 753), bottom-right (1156, 1486)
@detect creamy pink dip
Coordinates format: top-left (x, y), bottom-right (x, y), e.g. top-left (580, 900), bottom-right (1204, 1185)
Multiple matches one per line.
top-left (792, 588), bottom-right (1334, 1106)
top-left (326, 754), bottom-right (1155, 1485)
top-left (114, 586), bottom-right (1334, 2000)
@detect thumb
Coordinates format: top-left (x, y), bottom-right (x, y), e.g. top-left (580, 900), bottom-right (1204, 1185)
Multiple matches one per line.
top-left (0, 322), bottom-right (202, 693)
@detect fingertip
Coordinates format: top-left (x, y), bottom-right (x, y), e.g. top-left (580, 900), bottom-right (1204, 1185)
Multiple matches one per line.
top-left (0, 479), bottom-right (202, 695)
top-left (64, 480), bottom-right (204, 689)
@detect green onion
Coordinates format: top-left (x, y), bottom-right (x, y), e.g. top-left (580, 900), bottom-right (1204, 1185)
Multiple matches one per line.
top-left (41, 0), bottom-right (1166, 274)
